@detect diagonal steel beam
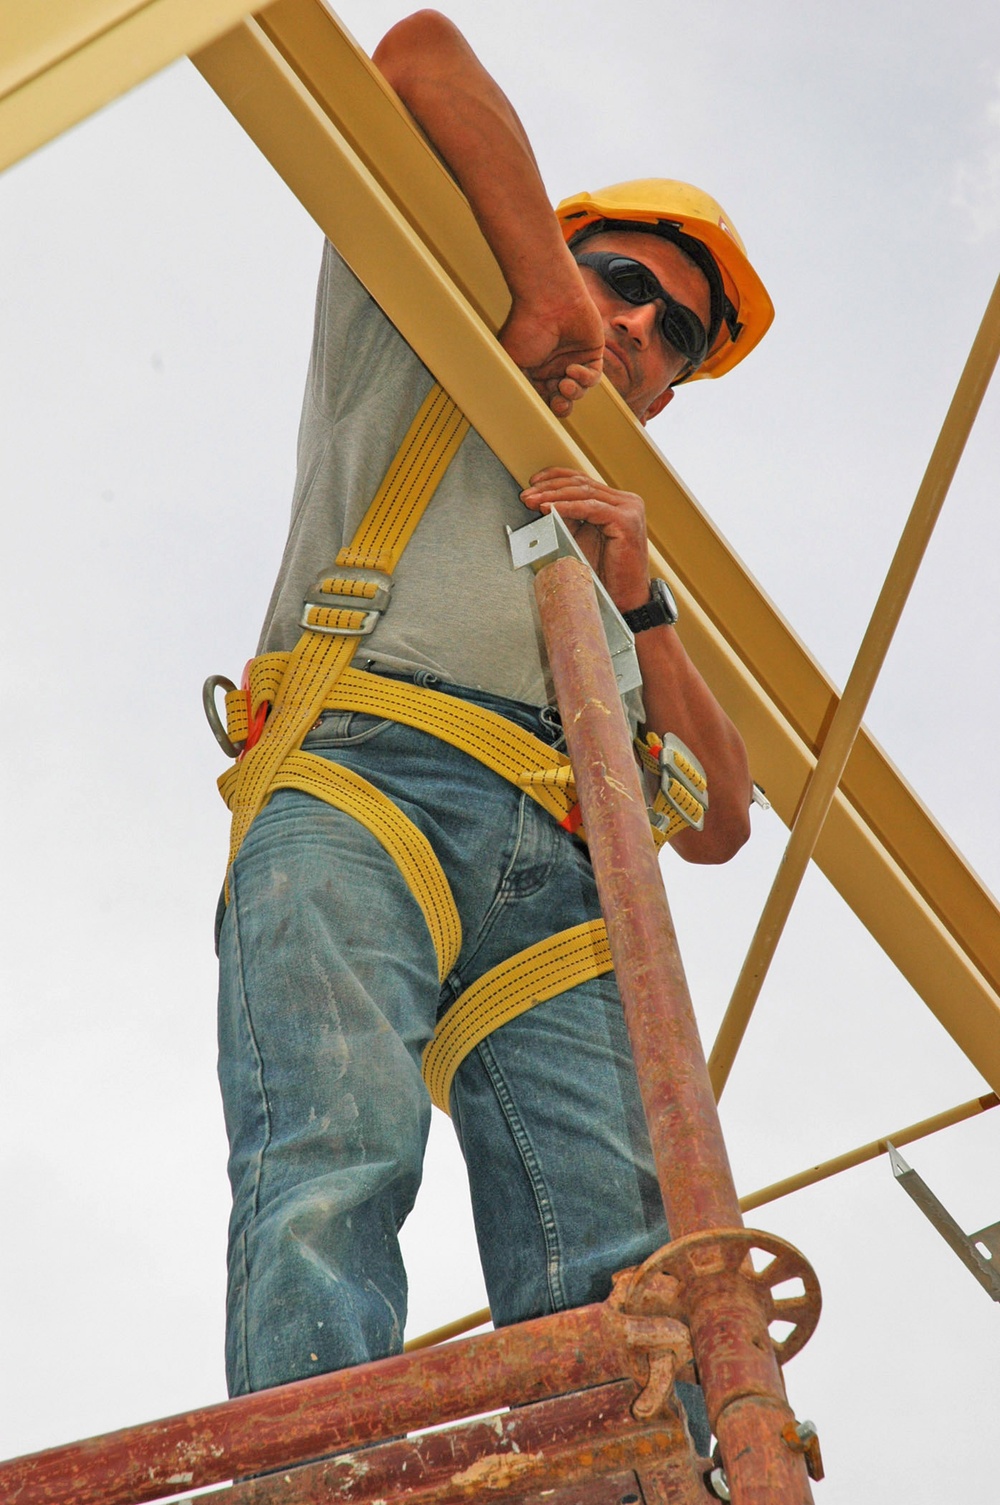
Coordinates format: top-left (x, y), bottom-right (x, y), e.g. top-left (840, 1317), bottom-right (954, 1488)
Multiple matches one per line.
top-left (0, 0), bottom-right (261, 172)
top-left (710, 269), bottom-right (1000, 1095)
top-left (189, 5), bottom-right (1000, 1088)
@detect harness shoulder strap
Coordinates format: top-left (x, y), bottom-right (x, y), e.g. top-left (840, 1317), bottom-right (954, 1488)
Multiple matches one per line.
top-left (223, 383), bottom-right (469, 880)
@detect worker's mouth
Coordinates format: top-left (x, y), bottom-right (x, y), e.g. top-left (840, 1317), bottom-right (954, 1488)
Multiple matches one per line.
top-left (603, 341), bottom-right (633, 391)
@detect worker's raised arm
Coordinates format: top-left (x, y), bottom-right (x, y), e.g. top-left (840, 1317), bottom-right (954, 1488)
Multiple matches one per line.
top-left (373, 11), bottom-right (603, 417)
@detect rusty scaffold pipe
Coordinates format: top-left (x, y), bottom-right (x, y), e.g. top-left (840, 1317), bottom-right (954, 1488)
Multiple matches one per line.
top-left (0, 1305), bottom-right (644, 1505)
top-left (536, 554), bottom-right (818, 1505)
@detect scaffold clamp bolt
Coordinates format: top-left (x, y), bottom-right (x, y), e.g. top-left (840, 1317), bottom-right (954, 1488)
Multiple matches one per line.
top-left (782, 1417), bottom-right (825, 1481)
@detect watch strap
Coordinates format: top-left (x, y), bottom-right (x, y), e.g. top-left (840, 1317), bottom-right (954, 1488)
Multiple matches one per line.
top-left (622, 577), bottom-right (678, 633)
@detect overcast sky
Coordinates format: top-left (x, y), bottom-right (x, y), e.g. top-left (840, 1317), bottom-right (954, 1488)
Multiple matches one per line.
top-left (1, 3), bottom-right (999, 1501)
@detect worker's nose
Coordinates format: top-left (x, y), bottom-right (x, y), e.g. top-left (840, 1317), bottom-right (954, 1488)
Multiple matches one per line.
top-left (612, 300), bottom-right (660, 348)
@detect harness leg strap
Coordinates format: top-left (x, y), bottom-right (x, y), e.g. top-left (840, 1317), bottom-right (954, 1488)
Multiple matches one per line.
top-left (422, 919), bottom-right (613, 1114)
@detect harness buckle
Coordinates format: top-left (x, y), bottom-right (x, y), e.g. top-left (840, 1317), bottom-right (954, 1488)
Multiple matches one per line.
top-left (300, 566), bottom-right (393, 637)
top-left (651, 734), bottom-right (708, 834)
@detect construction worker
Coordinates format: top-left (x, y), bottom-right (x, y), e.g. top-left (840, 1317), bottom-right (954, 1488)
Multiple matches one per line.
top-left (215, 10), bottom-right (773, 1456)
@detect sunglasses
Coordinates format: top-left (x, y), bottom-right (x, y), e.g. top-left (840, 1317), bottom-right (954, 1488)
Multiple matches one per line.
top-left (574, 252), bottom-right (710, 370)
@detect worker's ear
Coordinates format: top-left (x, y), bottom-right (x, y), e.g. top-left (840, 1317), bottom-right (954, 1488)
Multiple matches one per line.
top-left (640, 388), bottom-right (675, 425)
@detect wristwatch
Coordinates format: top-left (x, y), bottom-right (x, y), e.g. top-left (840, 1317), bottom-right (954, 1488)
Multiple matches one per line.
top-left (621, 577), bottom-right (679, 633)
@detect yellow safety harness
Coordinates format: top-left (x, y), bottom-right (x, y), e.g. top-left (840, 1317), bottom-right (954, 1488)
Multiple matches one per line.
top-left (210, 383), bottom-right (706, 1113)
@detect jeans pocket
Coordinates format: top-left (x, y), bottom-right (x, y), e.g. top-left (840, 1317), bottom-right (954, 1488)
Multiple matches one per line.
top-left (303, 711), bottom-right (393, 749)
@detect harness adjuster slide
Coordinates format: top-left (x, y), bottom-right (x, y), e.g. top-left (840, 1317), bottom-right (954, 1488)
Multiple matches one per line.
top-left (299, 566), bottom-right (393, 637)
top-left (652, 733), bottom-right (708, 835)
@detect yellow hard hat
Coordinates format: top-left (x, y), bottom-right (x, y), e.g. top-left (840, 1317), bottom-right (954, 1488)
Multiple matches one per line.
top-left (556, 179), bottom-right (774, 379)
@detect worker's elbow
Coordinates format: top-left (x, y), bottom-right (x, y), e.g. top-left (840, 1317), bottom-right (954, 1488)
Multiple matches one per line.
top-left (674, 805), bottom-right (752, 865)
top-left (713, 807), bottom-right (753, 863)
top-left (373, 11), bottom-right (460, 90)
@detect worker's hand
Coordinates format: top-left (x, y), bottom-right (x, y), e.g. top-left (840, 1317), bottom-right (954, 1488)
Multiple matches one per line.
top-left (519, 468), bottom-right (650, 608)
top-left (500, 295), bottom-right (604, 418)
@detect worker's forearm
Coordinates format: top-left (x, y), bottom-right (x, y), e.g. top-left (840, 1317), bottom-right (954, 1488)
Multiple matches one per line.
top-left (373, 11), bottom-right (582, 318)
top-left (635, 625), bottom-right (752, 864)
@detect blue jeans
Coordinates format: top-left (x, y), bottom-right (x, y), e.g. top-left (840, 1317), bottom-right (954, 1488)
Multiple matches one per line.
top-left (217, 671), bottom-right (709, 1451)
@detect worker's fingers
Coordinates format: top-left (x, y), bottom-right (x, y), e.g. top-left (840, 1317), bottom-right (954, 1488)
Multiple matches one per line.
top-left (527, 467), bottom-right (584, 484)
top-left (561, 362), bottom-right (602, 390)
top-left (518, 476), bottom-right (651, 609)
top-left (534, 497), bottom-right (641, 534)
top-left (498, 292), bottom-right (604, 422)
top-left (527, 371), bottom-right (599, 417)
top-left (522, 473), bottom-right (643, 516)
top-left (525, 467), bottom-right (621, 492)
top-left (524, 479), bottom-right (620, 501)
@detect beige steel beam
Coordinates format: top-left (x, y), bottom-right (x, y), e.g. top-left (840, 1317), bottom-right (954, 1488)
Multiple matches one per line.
top-left (710, 269), bottom-right (1000, 1096)
top-left (191, 22), bottom-right (596, 485)
top-left (244, 0), bottom-right (1000, 1031)
top-left (0, 0), bottom-right (260, 173)
top-left (191, 6), bottom-right (1000, 1092)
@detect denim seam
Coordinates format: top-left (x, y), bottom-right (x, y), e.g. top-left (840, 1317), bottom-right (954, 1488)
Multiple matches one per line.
top-left (449, 795), bottom-right (557, 989)
top-left (306, 713), bottom-right (393, 747)
top-left (442, 792), bottom-right (526, 987)
top-left (228, 866), bottom-right (274, 1392)
top-left (232, 1229), bottom-right (250, 1395)
top-left (475, 1035), bottom-right (567, 1314)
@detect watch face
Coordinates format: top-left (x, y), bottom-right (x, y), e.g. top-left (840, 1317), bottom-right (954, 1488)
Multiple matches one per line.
top-left (651, 577), bottom-right (679, 625)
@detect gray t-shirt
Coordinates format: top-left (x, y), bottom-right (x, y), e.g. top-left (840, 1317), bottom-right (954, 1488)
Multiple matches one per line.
top-left (259, 242), bottom-right (644, 729)
top-left (258, 241), bottom-right (556, 708)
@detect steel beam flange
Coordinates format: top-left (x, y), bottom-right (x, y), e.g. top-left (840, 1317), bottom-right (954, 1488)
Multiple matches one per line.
top-left (620, 1228), bottom-right (822, 1366)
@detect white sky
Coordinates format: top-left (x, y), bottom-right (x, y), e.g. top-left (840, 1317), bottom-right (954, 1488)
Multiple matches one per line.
top-left (2, 2), bottom-right (999, 1500)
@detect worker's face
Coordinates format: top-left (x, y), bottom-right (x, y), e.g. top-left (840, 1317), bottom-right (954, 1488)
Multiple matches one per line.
top-left (575, 230), bottom-right (712, 423)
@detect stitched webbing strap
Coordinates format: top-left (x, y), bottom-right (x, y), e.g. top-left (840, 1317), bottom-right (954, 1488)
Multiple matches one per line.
top-left (223, 385), bottom-right (469, 878)
top-left (340, 384), bottom-right (469, 572)
top-left (219, 751), bottom-right (461, 984)
top-left (323, 668), bottom-right (580, 827)
top-left (223, 653), bottom-right (291, 742)
top-left (221, 661), bottom-right (699, 854)
top-left (422, 919), bottom-right (613, 1114)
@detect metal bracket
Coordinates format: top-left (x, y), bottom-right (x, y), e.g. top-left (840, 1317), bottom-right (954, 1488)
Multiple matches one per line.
top-left (887, 1142), bottom-right (1000, 1301)
top-left (507, 512), bottom-right (642, 696)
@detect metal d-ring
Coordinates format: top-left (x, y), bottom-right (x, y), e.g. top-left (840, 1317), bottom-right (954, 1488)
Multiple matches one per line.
top-left (202, 674), bottom-right (241, 759)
